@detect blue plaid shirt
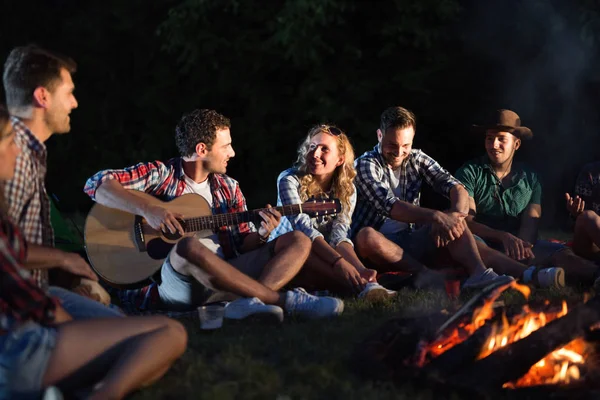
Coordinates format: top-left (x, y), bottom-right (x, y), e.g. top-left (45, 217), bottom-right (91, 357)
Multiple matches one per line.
top-left (269, 168), bottom-right (355, 247)
top-left (351, 144), bottom-right (462, 237)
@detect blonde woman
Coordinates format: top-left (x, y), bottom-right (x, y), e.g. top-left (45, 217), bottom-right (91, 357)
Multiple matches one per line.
top-left (270, 124), bottom-right (396, 299)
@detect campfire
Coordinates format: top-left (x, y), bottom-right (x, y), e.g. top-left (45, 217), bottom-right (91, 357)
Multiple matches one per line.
top-left (354, 281), bottom-right (600, 396)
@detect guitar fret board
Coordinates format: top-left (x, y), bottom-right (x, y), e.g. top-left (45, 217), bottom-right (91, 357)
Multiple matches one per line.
top-left (183, 204), bottom-right (302, 232)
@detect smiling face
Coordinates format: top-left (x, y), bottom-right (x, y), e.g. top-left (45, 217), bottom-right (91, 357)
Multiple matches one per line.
top-left (485, 130), bottom-right (520, 167)
top-left (45, 68), bottom-right (78, 134)
top-left (201, 128), bottom-right (235, 174)
top-left (306, 131), bottom-right (344, 180)
top-left (377, 126), bottom-right (415, 170)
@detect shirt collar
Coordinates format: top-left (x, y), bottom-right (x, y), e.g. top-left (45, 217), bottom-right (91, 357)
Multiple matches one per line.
top-left (11, 116), bottom-right (47, 157)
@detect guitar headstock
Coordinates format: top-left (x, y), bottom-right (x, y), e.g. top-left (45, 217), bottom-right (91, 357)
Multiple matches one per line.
top-left (302, 198), bottom-right (342, 218)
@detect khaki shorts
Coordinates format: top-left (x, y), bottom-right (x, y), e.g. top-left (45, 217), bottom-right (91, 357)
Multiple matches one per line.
top-left (157, 241), bottom-right (276, 310)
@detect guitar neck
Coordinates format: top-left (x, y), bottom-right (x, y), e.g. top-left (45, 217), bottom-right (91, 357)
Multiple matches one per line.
top-left (183, 204), bottom-right (302, 232)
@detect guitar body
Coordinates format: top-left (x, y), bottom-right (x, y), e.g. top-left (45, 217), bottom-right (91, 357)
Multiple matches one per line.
top-left (84, 192), bottom-right (212, 289)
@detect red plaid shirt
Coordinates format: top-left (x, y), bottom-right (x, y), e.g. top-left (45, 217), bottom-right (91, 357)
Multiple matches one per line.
top-left (0, 117), bottom-right (54, 289)
top-left (0, 216), bottom-right (57, 332)
top-left (84, 157), bottom-right (254, 259)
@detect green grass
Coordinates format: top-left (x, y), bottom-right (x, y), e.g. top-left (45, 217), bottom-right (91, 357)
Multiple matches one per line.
top-left (129, 285), bottom-right (588, 400)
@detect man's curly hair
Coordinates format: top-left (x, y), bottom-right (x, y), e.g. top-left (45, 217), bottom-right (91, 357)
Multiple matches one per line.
top-left (175, 109), bottom-right (231, 157)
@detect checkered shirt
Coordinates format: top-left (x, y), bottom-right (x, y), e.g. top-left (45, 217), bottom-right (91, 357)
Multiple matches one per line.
top-left (0, 117), bottom-right (54, 289)
top-left (269, 168), bottom-right (355, 248)
top-left (84, 157), bottom-right (255, 259)
top-left (351, 144), bottom-right (463, 237)
top-left (0, 217), bottom-right (57, 332)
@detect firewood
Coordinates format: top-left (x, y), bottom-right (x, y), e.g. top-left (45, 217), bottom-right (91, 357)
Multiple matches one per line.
top-left (450, 295), bottom-right (600, 389)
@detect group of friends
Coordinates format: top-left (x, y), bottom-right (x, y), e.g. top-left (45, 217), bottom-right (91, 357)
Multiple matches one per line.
top-left (2, 44), bottom-right (600, 399)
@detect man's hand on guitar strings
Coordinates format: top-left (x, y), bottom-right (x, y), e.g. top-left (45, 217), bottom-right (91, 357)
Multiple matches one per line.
top-left (258, 205), bottom-right (281, 238)
top-left (60, 252), bottom-right (99, 282)
top-left (144, 204), bottom-right (185, 235)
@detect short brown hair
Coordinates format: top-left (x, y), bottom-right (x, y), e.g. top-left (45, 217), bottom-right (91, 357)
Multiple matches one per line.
top-left (380, 106), bottom-right (416, 135)
top-left (3, 44), bottom-right (77, 109)
top-left (175, 109), bottom-right (231, 157)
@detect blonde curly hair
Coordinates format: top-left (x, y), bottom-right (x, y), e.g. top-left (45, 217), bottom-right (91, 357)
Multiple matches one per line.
top-left (294, 124), bottom-right (356, 220)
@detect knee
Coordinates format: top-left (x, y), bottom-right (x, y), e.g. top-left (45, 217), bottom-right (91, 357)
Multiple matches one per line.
top-left (176, 237), bottom-right (207, 260)
top-left (162, 317), bottom-right (188, 355)
top-left (279, 230), bottom-right (311, 253)
top-left (355, 227), bottom-right (383, 254)
top-left (577, 210), bottom-right (599, 229)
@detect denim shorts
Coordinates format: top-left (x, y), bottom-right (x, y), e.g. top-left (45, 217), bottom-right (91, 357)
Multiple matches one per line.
top-left (48, 286), bottom-right (124, 320)
top-left (383, 225), bottom-right (437, 263)
top-left (0, 322), bottom-right (57, 400)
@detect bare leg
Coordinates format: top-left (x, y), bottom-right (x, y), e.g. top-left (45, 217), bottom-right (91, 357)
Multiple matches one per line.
top-left (256, 231), bottom-right (311, 290)
top-left (354, 227), bottom-right (427, 273)
top-left (173, 238), bottom-right (284, 306)
top-left (43, 316), bottom-right (187, 400)
top-left (475, 240), bottom-right (528, 278)
top-left (291, 250), bottom-right (351, 294)
top-left (573, 210), bottom-right (600, 260)
top-left (547, 247), bottom-right (598, 285)
top-left (445, 227), bottom-right (487, 276)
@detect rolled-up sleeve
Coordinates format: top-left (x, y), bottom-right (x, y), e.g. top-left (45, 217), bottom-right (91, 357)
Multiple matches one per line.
top-left (329, 188), bottom-right (355, 248)
top-left (417, 151), bottom-right (463, 198)
top-left (354, 157), bottom-right (398, 217)
top-left (84, 161), bottom-right (171, 200)
top-left (454, 163), bottom-right (477, 197)
top-left (276, 171), bottom-right (324, 242)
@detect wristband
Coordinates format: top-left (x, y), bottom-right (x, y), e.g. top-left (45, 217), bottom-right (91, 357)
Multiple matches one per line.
top-left (331, 255), bottom-right (343, 268)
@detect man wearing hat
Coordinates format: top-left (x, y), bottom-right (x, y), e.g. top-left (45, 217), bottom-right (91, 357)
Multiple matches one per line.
top-left (455, 109), bottom-right (600, 287)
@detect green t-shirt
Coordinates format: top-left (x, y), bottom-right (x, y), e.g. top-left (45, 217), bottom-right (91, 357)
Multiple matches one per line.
top-left (455, 156), bottom-right (541, 235)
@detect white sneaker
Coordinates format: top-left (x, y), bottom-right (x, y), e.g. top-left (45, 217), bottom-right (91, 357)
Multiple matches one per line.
top-left (224, 297), bottom-right (284, 323)
top-left (285, 288), bottom-right (344, 318)
top-left (462, 268), bottom-right (514, 289)
top-left (43, 387), bottom-right (63, 400)
top-left (534, 267), bottom-right (565, 289)
top-left (358, 282), bottom-right (397, 301)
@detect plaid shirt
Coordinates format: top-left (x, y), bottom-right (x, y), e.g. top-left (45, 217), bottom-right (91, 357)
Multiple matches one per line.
top-left (351, 144), bottom-right (462, 236)
top-left (270, 168), bottom-right (355, 248)
top-left (574, 161), bottom-right (600, 215)
top-left (0, 117), bottom-right (54, 289)
top-left (0, 217), bottom-right (57, 332)
top-left (84, 157), bottom-right (254, 259)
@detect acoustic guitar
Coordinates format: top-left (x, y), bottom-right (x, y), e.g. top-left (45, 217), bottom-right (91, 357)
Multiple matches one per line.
top-left (84, 191), bottom-right (341, 288)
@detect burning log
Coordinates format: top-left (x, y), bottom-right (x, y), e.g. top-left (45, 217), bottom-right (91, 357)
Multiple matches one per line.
top-left (451, 295), bottom-right (600, 390)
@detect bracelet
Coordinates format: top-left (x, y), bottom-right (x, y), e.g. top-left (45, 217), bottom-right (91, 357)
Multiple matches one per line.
top-left (258, 234), bottom-right (269, 244)
top-left (331, 255), bottom-right (343, 268)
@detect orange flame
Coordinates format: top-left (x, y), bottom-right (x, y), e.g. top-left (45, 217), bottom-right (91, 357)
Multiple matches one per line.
top-left (420, 282), bottom-right (586, 387)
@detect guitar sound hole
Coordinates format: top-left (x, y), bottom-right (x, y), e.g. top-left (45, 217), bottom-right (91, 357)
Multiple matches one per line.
top-left (161, 220), bottom-right (185, 240)
top-left (147, 239), bottom-right (175, 260)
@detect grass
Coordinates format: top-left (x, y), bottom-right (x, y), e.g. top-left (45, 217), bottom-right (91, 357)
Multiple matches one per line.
top-left (129, 285), bottom-right (589, 400)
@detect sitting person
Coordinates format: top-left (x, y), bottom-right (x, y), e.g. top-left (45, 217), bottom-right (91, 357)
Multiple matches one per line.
top-left (456, 109), bottom-right (599, 287)
top-left (1, 44), bottom-right (118, 314)
top-left (0, 104), bottom-right (187, 400)
top-left (270, 124), bottom-right (396, 299)
top-left (351, 106), bottom-right (512, 289)
top-left (565, 161), bottom-right (600, 265)
top-left (84, 109), bottom-right (343, 320)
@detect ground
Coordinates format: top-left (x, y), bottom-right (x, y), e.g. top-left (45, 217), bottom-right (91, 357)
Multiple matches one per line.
top-left (129, 284), bottom-right (588, 400)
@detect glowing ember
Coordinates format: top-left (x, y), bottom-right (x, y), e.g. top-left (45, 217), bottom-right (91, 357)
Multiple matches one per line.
top-left (417, 281), bottom-right (587, 388)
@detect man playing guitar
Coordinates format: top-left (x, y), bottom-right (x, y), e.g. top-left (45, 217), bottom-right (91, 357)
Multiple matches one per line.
top-left (84, 109), bottom-right (344, 321)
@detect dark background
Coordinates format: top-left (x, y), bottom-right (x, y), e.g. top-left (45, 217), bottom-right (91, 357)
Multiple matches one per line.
top-left (1, 0), bottom-right (599, 229)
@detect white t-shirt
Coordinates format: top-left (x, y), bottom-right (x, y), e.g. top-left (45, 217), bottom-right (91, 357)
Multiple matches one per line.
top-left (182, 175), bottom-right (225, 258)
top-left (378, 166), bottom-right (409, 235)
